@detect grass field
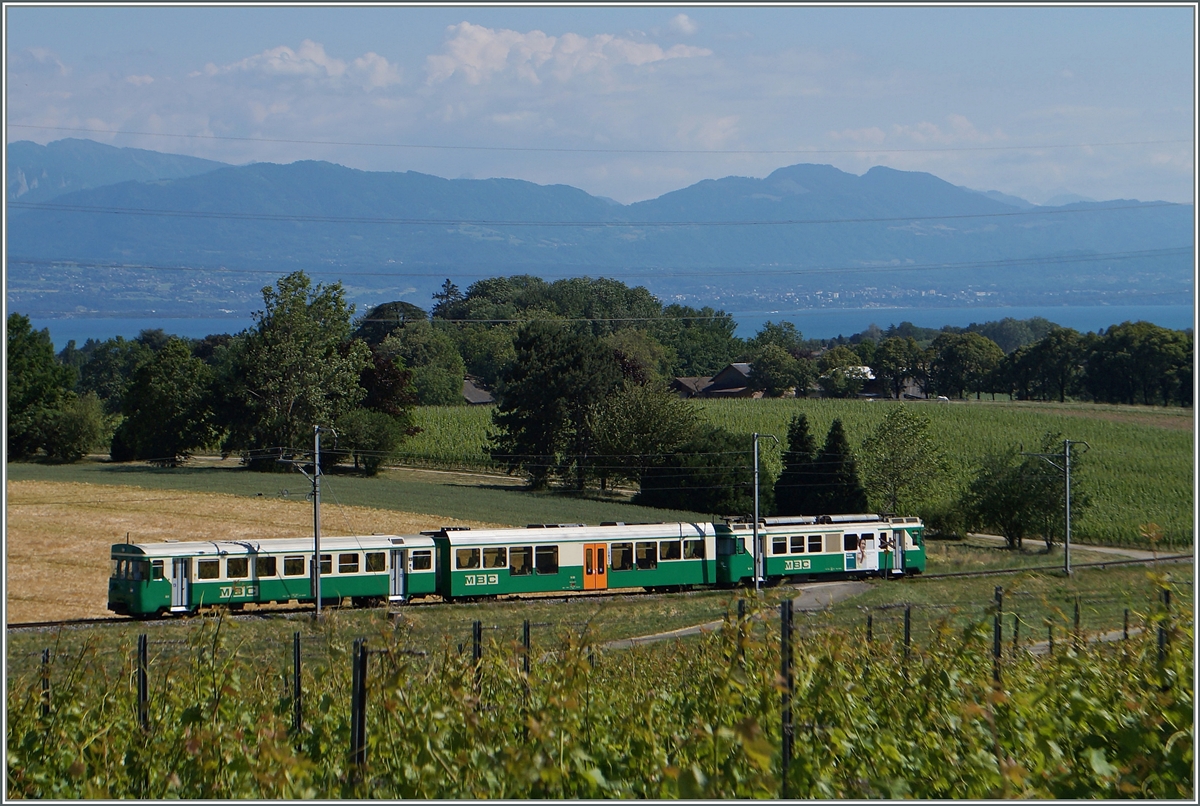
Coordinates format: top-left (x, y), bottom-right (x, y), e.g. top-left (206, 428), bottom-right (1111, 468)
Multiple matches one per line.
top-left (397, 399), bottom-right (1195, 548)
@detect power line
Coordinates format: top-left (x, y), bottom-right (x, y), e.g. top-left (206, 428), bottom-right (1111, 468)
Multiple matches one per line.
top-left (7, 200), bottom-right (1184, 227)
top-left (7, 123), bottom-right (1190, 155)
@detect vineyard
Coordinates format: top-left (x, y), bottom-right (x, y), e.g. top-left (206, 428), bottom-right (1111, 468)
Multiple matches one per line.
top-left (398, 400), bottom-right (1194, 547)
top-left (7, 575), bottom-right (1193, 799)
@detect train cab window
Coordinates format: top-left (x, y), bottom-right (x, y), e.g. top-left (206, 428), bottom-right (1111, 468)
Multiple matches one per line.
top-left (255, 556), bottom-right (277, 577)
top-left (151, 560), bottom-right (165, 580)
top-left (112, 559), bottom-right (123, 579)
top-left (457, 548), bottom-right (480, 570)
top-left (227, 557), bottom-right (249, 579)
top-left (366, 552), bottom-right (386, 572)
top-left (130, 561), bottom-right (149, 581)
top-left (660, 540), bottom-right (682, 561)
top-left (411, 550), bottom-right (433, 571)
top-left (339, 553), bottom-right (359, 574)
top-left (284, 556), bottom-right (306, 576)
top-left (772, 536), bottom-right (788, 555)
top-left (534, 546), bottom-right (559, 575)
top-left (635, 541), bottom-right (657, 570)
top-left (198, 559), bottom-right (219, 580)
top-left (791, 536), bottom-right (805, 554)
top-left (611, 543), bottom-right (633, 571)
top-left (808, 535), bottom-right (823, 554)
top-left (320, 554), bottom-right (332, 575)
top-left (683, 539), bottom-right (705, 560)
top-left (483, 547), bottom-right (507, 569)
top-left (509, 546), bottom-right (532, 576)
top-left (843, 534), bottom-right (859, 552)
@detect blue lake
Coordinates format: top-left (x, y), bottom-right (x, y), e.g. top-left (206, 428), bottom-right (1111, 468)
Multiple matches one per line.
top-left (28, 303), bottom-right (1195, 350)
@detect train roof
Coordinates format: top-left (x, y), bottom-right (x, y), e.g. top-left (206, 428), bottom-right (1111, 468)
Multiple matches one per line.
top-left (110, 534), bottom-right (435, 557)
top-left (428, 521), bottom-right (715, 547)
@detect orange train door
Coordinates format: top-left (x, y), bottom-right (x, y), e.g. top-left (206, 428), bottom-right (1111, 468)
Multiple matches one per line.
top-left (583, 543), bottom-right (608, 590)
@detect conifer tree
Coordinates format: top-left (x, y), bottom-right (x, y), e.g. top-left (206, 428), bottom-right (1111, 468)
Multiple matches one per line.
top-left (813, 418), bottom-right (869, 514)
top-left (773, 413), bottom-right (821, 515)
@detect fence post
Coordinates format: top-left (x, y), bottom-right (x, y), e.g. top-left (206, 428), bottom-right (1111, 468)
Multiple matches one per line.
top-left (1047, 622), bottom-right (1053, 656)
top-left (1073, 596), bottom-right (1081, 648)
top-left (522, 619), bottom-right (531, 677)
top-left (992, 612), bottom-right (1002, 684)
top-left (1123, 609), bottom-right (1130, 642)
top-left (903, 606), bottom-right (912, 669)
top-left (994, 586), bottom-right (1004, 615)
top-left (293, 632), bottom-right (302, 736)
top-left (1158, 587), bottom-right (1170, 668)
top-left (866, 612), bottom-right (873, 644)
top-left (137, 634), bottom-right (149, 732)
top-left (737, 599), bottom-right (746, 665)
top-left (472, 620), bottom-right (483, 694)
top-left (39, 648), bottom-right (51, 718)
top-left (350, 639), bottom-right (368, 770)
top-left (1012, 614), bottom-right (1020, 658)
top-left (780, 602), bottom-right (793, 799)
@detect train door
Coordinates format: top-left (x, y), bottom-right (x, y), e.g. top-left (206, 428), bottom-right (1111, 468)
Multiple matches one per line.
top-left (389, 549), bottom-right (407, 601)
top-left (171, 558), bottom-right (191, 611)
top-left (583, 543), bottom-right (608, 591)
top-left (891, 530), bottom-right (905, 575)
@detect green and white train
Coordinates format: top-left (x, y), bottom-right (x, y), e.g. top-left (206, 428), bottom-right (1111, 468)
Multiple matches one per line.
top-left (108, 514), bottom-right (925, 618)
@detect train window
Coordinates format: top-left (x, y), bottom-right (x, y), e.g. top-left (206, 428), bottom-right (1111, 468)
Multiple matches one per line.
top-left (825, 534), bottom-right (841, 553)
top-left (716, 539), bottom-right (734, 557)
top-left (534, 546), bottom-right (559, 575)
top-left (635, 542), bottom-right (657, 570)
top-left (660, 540), bottom-right (682, 560)
top-left (683, 539), bottom-right (705, 560)
top-left (366, 552), bottom-right (386, 572)
top-left (131, 561), bottom-right (149, 581)
top-left (896, 530), bottom-right (907, 550)
top-left (843, 534), bottom-right (859, 552)
top-left (611, 543), bottom-right (633, 571)
top-left (198, 559), bottom-right (219, 580)
top-left (256, 556), bottom-right (277, 577)
top-left (411, 550), bottom-right (432, 571)
top-left (339, 554), bottom-right (359, 574)
top-left (320, 554), bottom-right (332, 575)
top-left (227, 557), bottom-right (249, 579)
top-left (791, 536), bottom-right (805, 553)
top-left (151, 560), bottom-right (165, 580)
top-left (284, 556), bottom-right (306, 576)
top-left (457, 548), bottom-right (480, 570)
top-left (112, 559), bottom-right (122, 578)
top-left (483, 547), bottom-right (507, 569)
top-left (808, 535), bottom-right (823, 554)
top-left (509, 546), bottom-right (532, 575)
top-left (772, 537), bottom-right (788, 555)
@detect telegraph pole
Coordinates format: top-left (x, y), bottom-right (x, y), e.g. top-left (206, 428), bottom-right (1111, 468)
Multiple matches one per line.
top-left (285, 425), bottom-right (333, 616)
top-left (752, 433), bottom-right (779, 591)
top-left (1023, 439), bottom-right (1089, 576)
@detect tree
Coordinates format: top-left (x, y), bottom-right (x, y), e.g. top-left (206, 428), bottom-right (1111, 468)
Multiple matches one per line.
top-left (811, 419), bottom-right (869, 514)
top-left (960, 433), bottom-right (1090, 551)
top-left (77, 336), bottom-right (155, 414)
top-left (352, 300), bottom-right (429, 347)
top-left (773, 413), bottom-right (822, 515)
top-left (635, 425), bottom-right (762, 515)
top-left (859, 406), bottom-right (945, 514)
top-left (817, 345), bottom-right (868, 398)
top-left (654, 304), bottom-right (744, 377)
top-left (588, 381), bottom-right (699, 491)
top-left (748, 344), bottom-right (806, 397)
top-left (748, 321), bottom-right (804, 355)
top-left (333, 408), bottom-right (409, 476)
top-left (490, 322), bottom-right (622, 489)
top-left (380, 320), bottom-right (466, 406)
top-left (225, 272), bottom-right (370, 469)
top-left (930, 332), bottom-right (1004, 399)
top-left (604, 329), bottom-right (677, 385)
top-left (7, 313), bottom-right (77, 460)
top-left (873, 336), bottom-right (922, 399)
top-left (110, 338), bottom-right (218, 467)
top-left (43, 392), bottom-right (110, 463)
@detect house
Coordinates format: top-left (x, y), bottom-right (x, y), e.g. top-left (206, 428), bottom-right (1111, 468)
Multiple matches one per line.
top-left (670, 363), bottom-right (761, 399)
top-left (462, 377), bottom-right (494, 405)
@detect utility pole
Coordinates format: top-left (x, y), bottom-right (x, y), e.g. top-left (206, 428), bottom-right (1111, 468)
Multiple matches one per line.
top-left (285, 425), bottom-right (333, 616)
top-left (1022, 439), bottom-right (1089, 576)
top-left (752, 433), bottom-right (779, 591)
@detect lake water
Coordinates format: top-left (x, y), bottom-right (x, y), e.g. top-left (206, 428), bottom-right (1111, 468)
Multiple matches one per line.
top-left (28, 303), bottom-right (1195, 350)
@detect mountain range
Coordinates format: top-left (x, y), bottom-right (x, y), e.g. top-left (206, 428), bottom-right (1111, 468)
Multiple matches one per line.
top-left (6, 138), bottom-right (1193, 319)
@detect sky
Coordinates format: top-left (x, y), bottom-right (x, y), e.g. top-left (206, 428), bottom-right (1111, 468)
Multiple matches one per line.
top-left (5, 5), bottom-right (1196, 206)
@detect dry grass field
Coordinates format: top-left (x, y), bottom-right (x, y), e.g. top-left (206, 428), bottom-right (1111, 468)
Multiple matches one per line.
top-left (4, 480), bottom-right (500, 624)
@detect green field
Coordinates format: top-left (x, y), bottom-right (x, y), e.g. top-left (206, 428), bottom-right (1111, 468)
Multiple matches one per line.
top-left (396, 400), bottom-right (1194, 548)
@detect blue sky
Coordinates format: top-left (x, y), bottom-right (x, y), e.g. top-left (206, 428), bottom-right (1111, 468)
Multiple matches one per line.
top-left (6, 5), bottom-right (1195, 205)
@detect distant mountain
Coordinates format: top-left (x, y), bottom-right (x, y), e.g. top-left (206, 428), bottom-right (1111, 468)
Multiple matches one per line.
top-left (957, 186), bottom-right (1037, 209)
top-left (5, 144), bottom-right (1193, 318)
top-left (6, 138), bottom-right (228, 204)
top-left (1044, 192), bottom-right (1098, 207)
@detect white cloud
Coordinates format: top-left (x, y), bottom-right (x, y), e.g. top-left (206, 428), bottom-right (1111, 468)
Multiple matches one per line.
top-left (669, 14), bottom-right (699, 36)
top-left (125, 75), bottom-right (154, 86)
top-left (201, 40), bottom-right (401, 90)
top-left (426, 21), bottom-right (711, 85)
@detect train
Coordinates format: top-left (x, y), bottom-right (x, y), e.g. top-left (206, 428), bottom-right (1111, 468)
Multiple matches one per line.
top-left (107, 513), bottom-right (925, 618)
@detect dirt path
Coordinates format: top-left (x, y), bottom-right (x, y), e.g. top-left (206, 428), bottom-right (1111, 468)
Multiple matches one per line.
top-left (968, 533), bottom-right (1190, 561)
top-left (602, 580), bottom-right (870, 650)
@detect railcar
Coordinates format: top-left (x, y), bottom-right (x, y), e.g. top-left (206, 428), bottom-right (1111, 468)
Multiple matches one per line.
top-left (107, 514), bottom-right (924, 618)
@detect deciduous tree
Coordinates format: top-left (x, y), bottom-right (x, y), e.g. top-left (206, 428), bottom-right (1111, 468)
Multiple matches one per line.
top-left (859, 406), bottom-right (945, 514)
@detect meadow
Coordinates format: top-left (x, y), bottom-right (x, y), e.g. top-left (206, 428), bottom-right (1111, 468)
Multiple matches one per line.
top-left (398, 399), bottom-right (1194, 548)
